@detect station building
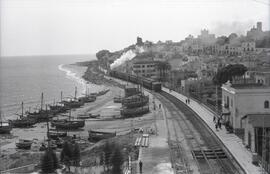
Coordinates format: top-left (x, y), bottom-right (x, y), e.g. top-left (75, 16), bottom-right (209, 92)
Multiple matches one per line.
top-left (221, 80), bottom-right (270, 170)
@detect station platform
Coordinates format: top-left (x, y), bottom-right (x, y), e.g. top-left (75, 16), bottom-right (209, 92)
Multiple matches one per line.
top-left (162, 87), bottom-right (264, 174)
top-left (134, 93), bottom-right (173, 174)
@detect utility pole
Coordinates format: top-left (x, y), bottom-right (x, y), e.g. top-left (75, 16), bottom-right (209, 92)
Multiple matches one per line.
top-left (215, 85), bottom-right (218, 114)
top-left (75, 86), bottom-right (77, 99)
top-left (262, 115), bottom-right (265, 174)
top-left (41, 92), bottom-right (44, 111)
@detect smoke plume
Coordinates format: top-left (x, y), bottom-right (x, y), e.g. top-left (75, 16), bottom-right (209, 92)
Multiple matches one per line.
top-left (211, 20), bottom-right (254, 36)
top-left (110, 46), bottom-right (144, 69)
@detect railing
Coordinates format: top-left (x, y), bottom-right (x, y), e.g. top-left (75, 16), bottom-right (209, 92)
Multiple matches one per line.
top-left (0, 164), bottom-right (38, 174)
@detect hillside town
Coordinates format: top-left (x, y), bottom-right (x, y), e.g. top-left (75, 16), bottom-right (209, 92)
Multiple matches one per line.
top-left (1, 21), bottom-right (270, 174)
top-left (95, 21), bottom-right (270, 173)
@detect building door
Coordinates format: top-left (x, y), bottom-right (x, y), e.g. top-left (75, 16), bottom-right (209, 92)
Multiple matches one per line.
top-left (248, 132), bottom-right (251, 148)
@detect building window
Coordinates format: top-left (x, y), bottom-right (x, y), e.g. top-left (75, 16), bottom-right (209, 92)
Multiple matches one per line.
top-left (264, 100), bottom-right (269, 109)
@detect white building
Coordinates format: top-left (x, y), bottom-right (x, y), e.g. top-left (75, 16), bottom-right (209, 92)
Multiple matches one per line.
top-left (241, 42), bottom-right (256, 53)
top-left (222, 81), bottom-right (270, 170)
top-left (132, 60), bottom-right (159, 78)
top-left (221, 82), bottom-right (270, 134)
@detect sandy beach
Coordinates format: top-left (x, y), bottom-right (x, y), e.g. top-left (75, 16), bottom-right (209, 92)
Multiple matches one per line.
top-left (0, 61), bottom-right (157, 172)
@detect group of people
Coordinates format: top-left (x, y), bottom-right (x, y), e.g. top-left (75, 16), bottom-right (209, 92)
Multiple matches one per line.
top-left (213, 115), bottom-right (222, 131)
top-left (185, 98), bottom-right (190, 104)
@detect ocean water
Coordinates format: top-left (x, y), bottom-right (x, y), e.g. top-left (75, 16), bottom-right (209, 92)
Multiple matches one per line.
top-left (0, 55), bottom-right (103, 119)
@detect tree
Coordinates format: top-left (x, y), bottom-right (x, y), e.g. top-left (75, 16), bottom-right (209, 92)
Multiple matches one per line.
top-left (41, 149), bottom-right (58, 173)
top-left (216, 36), bottom-right (229, 45)
top-left (156, 61), bottom-right (171, 82)
top-left (110, 147), bottom-right (124, 174)
top-left (213, 64), bottom-right (247, 85)
top-left (61, 141), bottom-right (73, 171)
top-left (102, 140), bottom-right (115, 171)
top-left (72, 143), bottom-right (81, 166)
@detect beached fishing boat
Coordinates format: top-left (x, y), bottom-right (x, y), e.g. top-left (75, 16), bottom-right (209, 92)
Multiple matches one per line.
top-left (120, 106), bottom-right (150, 117)
top-left (26, 93), bottom-right (54, 122)
top-left (27, 109), bottom-right (53, 122)
top-left (0, 111), bottom-right (12, 134)
top-left (49, 103), bottom-right (68, 115)
top-left (113, 96), bottom-right (122, 103)
top-left (10, 102), bottom-right (36, 128)
top-left (10, 117), bottom-right (36, 128)
top-left (16, 139), bottom-right (32, 149)
top-left (97, 89), bottom-right (110, 96)
top-left (51, 119), bottom-right (85, 130)
top-left (47, 130), bottom-right (67, 140)
top-left (77, 114), bottom-right (91, 119)
top-left (78, 95), bottom-right (96, 103)
top-left (60, 99), bottom-right (84, 109)
top-left (0, 122), bottom-right (12, 134)
top-left (88, 129), bottom-right (116, 142)
top-left (60, 87), bottom-right (84, 109)
top-left (51, 110), bottom-right (85, 130)
top-left (89, 113), bottom-right (100, 118)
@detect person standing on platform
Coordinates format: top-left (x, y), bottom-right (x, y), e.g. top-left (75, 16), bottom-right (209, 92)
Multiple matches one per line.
top-left (139, 160), bottom-right (143, 173)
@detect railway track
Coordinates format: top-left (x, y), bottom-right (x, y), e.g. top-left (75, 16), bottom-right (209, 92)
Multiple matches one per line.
top-left (155, 91), bottom-right (244, 174)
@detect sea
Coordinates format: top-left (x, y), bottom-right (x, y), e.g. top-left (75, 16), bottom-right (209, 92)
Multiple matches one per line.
top-left (0, 55), bottom-right (104, 120)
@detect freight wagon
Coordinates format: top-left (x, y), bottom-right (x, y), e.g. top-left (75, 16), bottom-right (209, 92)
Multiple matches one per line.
top-left (109, 70), bottom-right (162, 92)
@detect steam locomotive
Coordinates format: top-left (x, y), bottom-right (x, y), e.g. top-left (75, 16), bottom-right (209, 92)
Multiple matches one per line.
top-left (109, 70), bottom-right (162, 92)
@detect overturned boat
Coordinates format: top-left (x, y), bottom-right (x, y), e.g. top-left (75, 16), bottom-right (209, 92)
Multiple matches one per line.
top-left (88, 129), bottom-right (116, 142)
top-left (120, 106), bottom-right (150, 118)
top-left (16, 139), bottom-right (32, 150)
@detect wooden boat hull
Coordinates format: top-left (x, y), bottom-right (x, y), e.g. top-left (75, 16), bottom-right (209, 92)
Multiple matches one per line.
top-left (27, 111), bottom-right (53, 122)
top-left (16, 140), bottom-right (32, 149)
top-left (88, 130), bottom-right (116, 142)
top-left (0, 126), bottom-right (12, 134)
top-left (113, 97), bottom-right (122, 103)
top-left (0, 122), bottom-right (12, 134)
top-left (49, 105), bottom-right (68, 114)
top-left (120, 106), bottom-right (149, 117)
top-left (78, 96), bottom-right (96, 103)
top-left (97, 89), bottom-right (110, 96)
top-left (61, 101), bottom-right (84, 109)
top-left (51, 120), bottom-right (85, 130)
top-left (10, 118), bottom-right (36, 128)
top-left (47, 131), bottom-right (67, 140)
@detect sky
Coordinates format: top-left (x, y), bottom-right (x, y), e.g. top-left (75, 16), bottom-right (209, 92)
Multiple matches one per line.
top-left (0, 0), bottom-right (270, 56)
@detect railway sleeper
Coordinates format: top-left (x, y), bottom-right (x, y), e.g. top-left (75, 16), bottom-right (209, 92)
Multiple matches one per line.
top-left (192, 149), bottom-right (227, 160)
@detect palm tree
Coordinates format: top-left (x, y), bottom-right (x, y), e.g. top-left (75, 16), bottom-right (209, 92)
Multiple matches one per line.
top-left (156, 61), bottom-right (171, 82)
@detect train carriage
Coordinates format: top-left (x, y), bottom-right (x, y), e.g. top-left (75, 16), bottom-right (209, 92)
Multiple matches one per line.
top-left (109, 70), bottom-right (162, 92)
